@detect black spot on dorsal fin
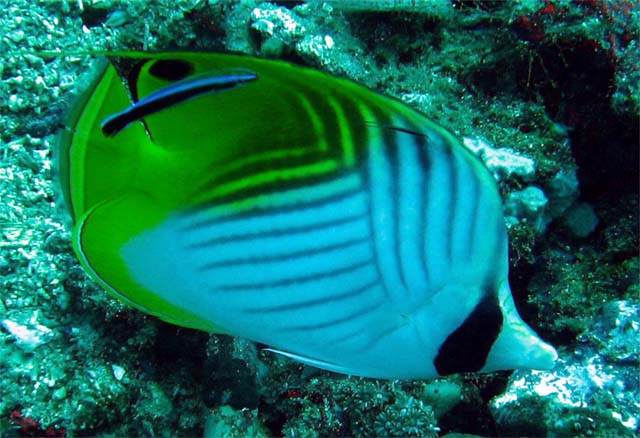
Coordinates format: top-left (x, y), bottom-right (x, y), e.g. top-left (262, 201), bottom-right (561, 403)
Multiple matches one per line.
top-left (148, 59), bottom-right (194, 81)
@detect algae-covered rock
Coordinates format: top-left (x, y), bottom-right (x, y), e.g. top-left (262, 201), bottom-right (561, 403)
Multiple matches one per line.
top-left (504, 186), bottom-right (549, 232)
top-left (491, 299), bottom-right (639, 436)
top-left (422, 379), bottom-right (463, 419)
top-left (204, 405), bottom-right (268, 438)
top-left (563, 202), bottom-right (599, 238)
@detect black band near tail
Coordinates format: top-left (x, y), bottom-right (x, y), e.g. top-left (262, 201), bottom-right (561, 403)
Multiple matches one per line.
top-left (434, 292), bottom-right (503, 375)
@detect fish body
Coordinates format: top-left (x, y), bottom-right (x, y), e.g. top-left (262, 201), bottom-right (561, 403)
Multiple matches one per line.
top-left (59, 52), bottom-right (557, 378)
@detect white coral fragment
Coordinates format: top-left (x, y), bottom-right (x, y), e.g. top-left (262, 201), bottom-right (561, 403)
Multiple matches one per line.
top-left (1, 318), bottom-right (52, 351)
top-left (463, 137), bottom-right (536, 182)
top-left (251, 6), bottom-right (306, 43)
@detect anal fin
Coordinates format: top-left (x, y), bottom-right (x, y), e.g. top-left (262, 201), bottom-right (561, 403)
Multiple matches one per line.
top-left (264, 347), bottom-right (354, 375)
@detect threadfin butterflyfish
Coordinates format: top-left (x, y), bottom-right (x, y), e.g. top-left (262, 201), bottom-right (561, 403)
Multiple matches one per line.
top-left (58, 52), bottom-right (557, 379)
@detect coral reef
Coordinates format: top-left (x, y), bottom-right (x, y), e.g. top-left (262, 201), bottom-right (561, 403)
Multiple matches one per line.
top-left (1, 0), bottom-right (637, 436)
top-left (491, 300), bottom-right (639, 436)
top-left (260, 372), bottom-right (445, 437)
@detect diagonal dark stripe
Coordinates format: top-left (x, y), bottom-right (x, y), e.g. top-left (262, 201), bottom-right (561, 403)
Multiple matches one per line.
top-left (413, 127), bottom-right (432, 287)
top-left (381, 118), bottom-right (410, 293)
top-left (181, 183), bottom-right (363, 231)
top-left (217, 257), bottom-right (373, 291)
top-left (443, 142), bottom-right (457, 265)
top-left (197, 236), bottom-right (369, 270)
top-left (357, 323), bottom-right (401, 353)
top-left (465, 166), bottom-right (481, 262)
top-left (193, 148), bottom-right (326, 198)
top-left (243, 277), bottom-right (379, 313)
top-left (186, 211), bottom-right (366, 249)
top-left (285, 299), bottom-right (385, 331)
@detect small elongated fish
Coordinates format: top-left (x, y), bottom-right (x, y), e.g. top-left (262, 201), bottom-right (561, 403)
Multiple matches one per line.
top-left (58, 52), bottom-right (557, 378)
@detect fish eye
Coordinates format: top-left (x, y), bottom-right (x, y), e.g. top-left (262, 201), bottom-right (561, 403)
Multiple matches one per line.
top-left (148, 59), bottom-right (194, 81)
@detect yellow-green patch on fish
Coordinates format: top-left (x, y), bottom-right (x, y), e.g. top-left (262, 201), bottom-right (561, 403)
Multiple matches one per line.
top-left (58, 52), bottom-right (557, 378)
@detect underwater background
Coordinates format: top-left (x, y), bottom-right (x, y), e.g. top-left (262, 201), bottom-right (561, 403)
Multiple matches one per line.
top-left (0, 0), bottom-right (638, 436)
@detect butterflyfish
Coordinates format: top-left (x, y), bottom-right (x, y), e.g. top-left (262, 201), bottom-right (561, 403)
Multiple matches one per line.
top-left (58, 52), bottom-right (557, 379)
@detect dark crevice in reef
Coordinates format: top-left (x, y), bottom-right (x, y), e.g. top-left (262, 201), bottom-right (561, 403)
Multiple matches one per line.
top-left (513, 39), bottom-right (638, 201)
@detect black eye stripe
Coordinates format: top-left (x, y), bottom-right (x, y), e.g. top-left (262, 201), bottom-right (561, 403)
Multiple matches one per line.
top-left (101, 70), bottom-right (257, 137)
top-left (148, 59), bottom-right (194, 81)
